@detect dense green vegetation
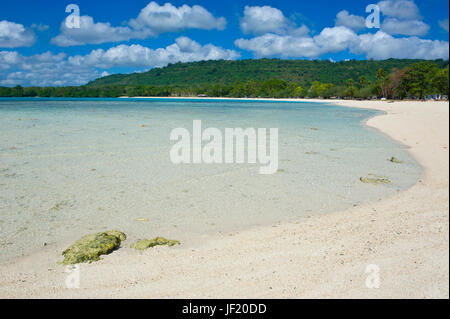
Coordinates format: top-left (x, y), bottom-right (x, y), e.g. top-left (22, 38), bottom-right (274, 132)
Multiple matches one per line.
top-left (1, 59), bottom-right (448, 99)
top-left (87, 58), bottom-right (448, 88)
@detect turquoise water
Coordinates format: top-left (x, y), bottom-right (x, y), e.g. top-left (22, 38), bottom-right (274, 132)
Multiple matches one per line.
top-left (0, 98), bottom-right (421, 261)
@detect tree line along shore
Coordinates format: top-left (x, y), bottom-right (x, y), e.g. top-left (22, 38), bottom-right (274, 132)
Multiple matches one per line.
top-left (1, 59), bottom-right (448, 100)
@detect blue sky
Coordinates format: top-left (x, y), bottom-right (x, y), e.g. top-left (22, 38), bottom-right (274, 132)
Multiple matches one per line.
top-left (1, 0), bottom-right (449, 86)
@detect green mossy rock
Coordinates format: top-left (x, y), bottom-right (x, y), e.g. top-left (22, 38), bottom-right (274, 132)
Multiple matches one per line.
top-left (131, 237), bottom-right (180, 251)
top-left (104, 230), bottom-right (127, 242)
top-left (360, 174), bottom-right (391, 185)
top-left (61, 230), bottom-right (126, 265)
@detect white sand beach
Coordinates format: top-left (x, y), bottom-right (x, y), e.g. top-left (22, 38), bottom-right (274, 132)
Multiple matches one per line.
top-left (0, 99), bottom-right (448, 299)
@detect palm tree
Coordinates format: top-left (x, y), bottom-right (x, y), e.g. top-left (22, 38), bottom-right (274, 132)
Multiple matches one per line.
top-left (358, 76), bottom-right (366, 89)
top-left (376, 68), bottom-right (387, 97)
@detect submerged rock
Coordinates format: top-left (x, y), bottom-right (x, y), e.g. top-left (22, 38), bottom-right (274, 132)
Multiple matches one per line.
top-left (50, 200), bottom-right (70, 212)
top-left (61, 230), bottom-right (126, 265)
top-left (131, 237), bottom-right (180, 251)
top-left (390, 156), bottom-right (404, 164)
top-left (360, 174), bottom-right (391, 185)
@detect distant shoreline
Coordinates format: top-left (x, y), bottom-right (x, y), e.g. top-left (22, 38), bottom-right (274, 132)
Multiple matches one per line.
top-left (120, 96), bottom-right (447, 103)
top-left (2, 96), bottom-right (447, 104)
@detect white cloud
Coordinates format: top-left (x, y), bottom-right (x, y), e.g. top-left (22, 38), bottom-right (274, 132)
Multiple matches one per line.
top-left (378, 0), bottom-right (421, 20)
top-left (236, 24), bottom-right (449, 61)
top-left (236, 6), bottom-right (366, 59)
top-left (51, 2), bottom-right (227, 46)
top-left (235, 26), bottom-right (359, 58)
top-left (238, 5), bottom-right (309, 37)
top-left (0, 20), bottom-right (36, 48)
top-left (239, 5), bottom-right (292, 35)
top-left (352, 31), bottom-right (449, 60)
top-left (236, 2), bottom-right (446, 60)
top-left (1, 69), bottom-right (98, 87)
top-left (1, 37), bottom-right (240, 86)
top-left (377, 0), bottom-right (430, 36)
top-left (130, 2), bottom-right (226, 34)
top-left (0, 51), bottom-right (94, 86)
top-left (439, 19), bottom-right (449, 32)
top-left (69, 37), bottom-right (240, 69)
top-left (51, 16), bottom-right (135, 46)
top-left (0, 51), bottom-right (22, 69)
top-left (381, 17), bottom-right (429, 36)
top-left (314, 27), bottom-right (359, 52)
top-left (335, 10), bottom-right (366, 31)
top-left (236, 34), bottom-right (318, 58)
top-left (334, 1), bottom-right (431, 37)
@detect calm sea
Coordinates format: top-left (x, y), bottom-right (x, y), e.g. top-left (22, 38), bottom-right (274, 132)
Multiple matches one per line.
top-left (0, 98), bottom-right (421, 261)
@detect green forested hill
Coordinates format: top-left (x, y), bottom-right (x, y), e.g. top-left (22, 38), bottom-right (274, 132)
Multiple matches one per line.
top-left (88, 58), bottom-right (448, 88)
top-left (2, 58), bottom-right (447, 99)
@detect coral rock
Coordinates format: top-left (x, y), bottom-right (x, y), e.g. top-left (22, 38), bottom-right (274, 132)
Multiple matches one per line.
top-left (61, 230), bottom-right (126, 265)
top-left (131, 237), bottom-right (180, 251)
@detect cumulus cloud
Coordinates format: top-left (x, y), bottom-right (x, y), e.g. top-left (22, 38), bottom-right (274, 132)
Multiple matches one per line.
top-left (0, 51), bottom-right (94, 86)
top-left (51, 16), bottom-right (135, 46)
top-left (1, 69), bottom-right (98, 87)
top-left (353, 31), bottom-right (449, 60)
top-left (236, 25), bottom-right (448, 60)
top-left (236, 2), bottom-right (448, 60)
top-left (381, 17), bottom-right (429, 36)
top-left (378, 0), bottom-right (421, 20)
top-left (68, 37), bottom-right (239, 69)
top-left (237, 6), bottom-right (367, 59)
top-left (0, 51), bottom-right (23, 70)
top-left (51, 2), bottom-right (226, 46)
top-left (333, 1), bottom-right (430, 37)
top-left (314, 26), bottom-right (360, 52)
top-left (129, 2), bottom-right (226, 34)
top-left (1, 37), bottom-right (240, 86)
top-left (239, 5), bottom-right (292, 35)
top-left (378, 0), bottom-right (430, 36)
top-left (236, 34), bottom-right (318, 58)
top-left (335, 10), bottom-right (366, 31)
top-left (439, 19), bottom-right (449, 32)
top-left (236, 26), bottom-right (359, 58)
top-left (0, 20), bottom-right (36, 48)
top-left (238, 5), bottom-right (309, 37)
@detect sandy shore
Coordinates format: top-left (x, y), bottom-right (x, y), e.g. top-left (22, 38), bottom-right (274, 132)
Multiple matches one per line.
top-left (0, 99), bottom-right (448, 299)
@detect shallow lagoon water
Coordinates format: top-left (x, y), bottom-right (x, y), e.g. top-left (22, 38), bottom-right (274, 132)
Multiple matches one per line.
top-left (0, 98), bottom-right (421, 261)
